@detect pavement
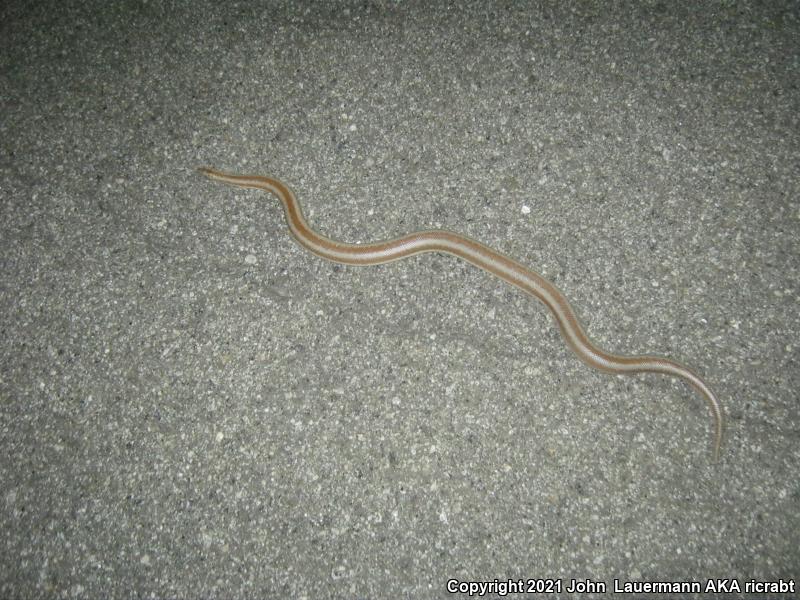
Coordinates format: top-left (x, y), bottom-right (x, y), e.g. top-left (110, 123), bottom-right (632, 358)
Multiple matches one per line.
top-left (1, 0), bottom-right (798, 597)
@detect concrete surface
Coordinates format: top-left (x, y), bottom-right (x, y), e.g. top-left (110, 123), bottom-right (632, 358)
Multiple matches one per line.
top-left (1, 0), bottom-right (798, 598)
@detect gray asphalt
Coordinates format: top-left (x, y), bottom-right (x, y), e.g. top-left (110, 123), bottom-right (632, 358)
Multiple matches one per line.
top-left (1, 1), bottom-right (798, 598)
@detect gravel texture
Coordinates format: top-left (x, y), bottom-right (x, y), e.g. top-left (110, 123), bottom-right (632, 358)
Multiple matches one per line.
top-left (1, 1), bottom-right (798, 598)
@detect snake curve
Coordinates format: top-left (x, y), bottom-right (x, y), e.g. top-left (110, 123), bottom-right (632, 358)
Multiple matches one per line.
top-left (198, 166), bottom-right (724, 461)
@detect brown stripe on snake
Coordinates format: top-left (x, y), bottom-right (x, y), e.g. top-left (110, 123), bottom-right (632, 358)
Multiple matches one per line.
top-left (198, 166), bottom-right (724, 461)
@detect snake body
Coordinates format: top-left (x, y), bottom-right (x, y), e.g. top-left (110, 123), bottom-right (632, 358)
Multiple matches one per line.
top-left (198, 166), bottom-right (723, 460)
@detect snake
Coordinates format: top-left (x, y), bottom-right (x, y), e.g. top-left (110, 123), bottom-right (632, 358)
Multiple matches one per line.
top-left (198, 166), bottom-right (724, 461)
